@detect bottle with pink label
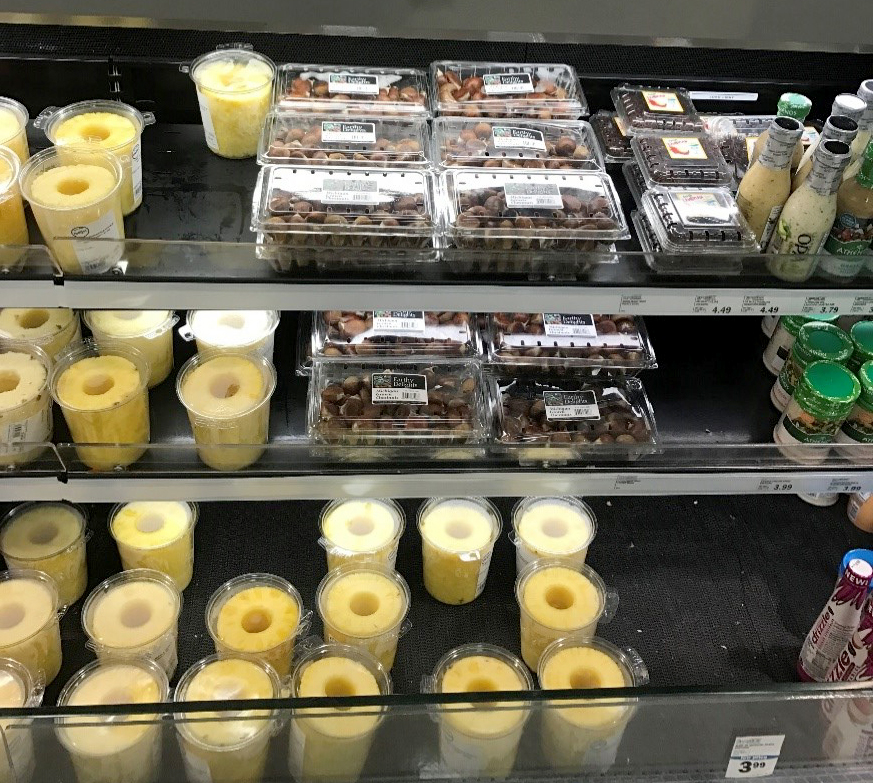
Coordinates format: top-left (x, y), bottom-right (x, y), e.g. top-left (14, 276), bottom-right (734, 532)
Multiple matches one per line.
top-left (798, 557), bottom-right (873, 682)
top-left (827, 593), bottom-right (873, 682)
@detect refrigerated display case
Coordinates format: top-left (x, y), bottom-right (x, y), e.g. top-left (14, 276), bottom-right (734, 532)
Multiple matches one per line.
top-left (0, 5), bottom-right (872, 782)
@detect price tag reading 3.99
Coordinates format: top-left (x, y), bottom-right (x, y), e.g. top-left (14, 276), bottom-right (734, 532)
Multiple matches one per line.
top-left (725, 735), bottom-right (784, 778)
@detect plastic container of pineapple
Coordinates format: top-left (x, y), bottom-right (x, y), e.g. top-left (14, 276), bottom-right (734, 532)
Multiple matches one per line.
top-left (0, 501), bottom-right (88, 607)
top-left (109, 501), bottom-right (198, 590)
top-left (0, 97), bottom-right (29, 163)
top-left (82, 569), bottom-right (182, 678)
top-left (0, 308), bottom-right (81, 360)
top-left (184, 310), bottom-right (280, 363)
top-left (176, 350), bottom-right (277, 472)
top-left (0, 341), bottom-right (53, 468)
top-left (18, 147), bottom-right (124, 274)
top-left (0, 569), bottom-right (62, 685)
top-left (188, 47), bottom-right (276, 159)
top-left (0, 146), bottom-right (27, 246)
top-left (0, 657), bottom-right (43, 783)
top-left (206, 573), bottom-right (309, 677)
top-left (319, 498), bottom-right (406, 570)
top-left (288, 643), bottom-right (391, 783)
top-left (417, 497), bottom-right (502, 605)
top-left (55, 658), bottom-right (168, 783)
top-left (50, 339), bottom-right (150, 472)
top-left (424, 643), bottom-right (533, 780)
top-left (175, 655), bottom-right (281, 783)
top-left (84, 310), bottom-right (177, 388)
top-left (36, 99), bottom-right (155, 215)
top-left (316, 564), bottom-right (411, 672)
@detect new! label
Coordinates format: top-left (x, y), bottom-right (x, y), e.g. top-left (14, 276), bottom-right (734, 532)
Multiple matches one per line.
top-left (328, 73), bottom-right (379, 95)
top-left (482, 73), bottom-right (534, 95)
top-left (491, 126), bottom-right (546, 152)
top-left (725, 735), bottom-right (784, 778)
top-left (321, 177), bottom-right (382, 205)
top-left (543, 390), bottom-right (600, 421)
top-left (642, 90), bottom-right (683, 113)
top-left (372, 310), bottom-right (426, 334)
top-left (662, 137), bottom-right (708, 159)
top-left (321, 121), bottom-right (377, 145)
top-left (542, 313), bottom-right (597, 338)
top-left (504, 182), bottom-right (563, 209)
top-left (371, 373), bottom-right (428, 405)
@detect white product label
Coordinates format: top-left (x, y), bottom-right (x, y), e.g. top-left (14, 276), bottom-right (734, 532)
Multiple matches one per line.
top-left (503, 182), bottom-right (563, 209)
top-left (475, 545), bottom-right (493, 596)
top-left (130, 140), bottom-right (143, 201)
top-left (662, 137), bottom-right (708, 160)
top-left (321, 121), bottom-right (377, 145)
top-left (196, 88), bottom-right (218, 150)
top-left (848, 492), bottom-right (872, 524)
top-left (689, 90), bottom-right (759, 102)
top-left (182, 750), bottom-right (213, 783)
top-left (482, 73), bottom-right (534, 95)
top-left (515, 540), bottom-right (537, 574)
top-left (370, 373), bottom-right (428, 405)
top-left (440, 727), bottom-right (483, 774)
top-left (542, 313), bottom-right (597, 338)
top-left (771, 377), bottom-right (791, 409)
top-left (759, 204), bottom-right (784, 249)
top-left (322, 177), bottom-right (382, 205)
top-left (328, 73), bottom-right (379, 95)
top-left (0, 404), bottom-right (52, 452)
top-left (69, 210), bottom-right (124, 273)
top-left (372, 310), bottom-right (426, 334)
top-left (642, 90), bottom-right (683, 112)
top-left (491, 126), bottom-right (547, 151)
top-left (387, 543), bottom-right (399, 570)
top-left (288, 720), bottom-right (306, 779)
top-left (543, 390), bottom-right (600, 422)
top-left (756, 478), bottom-right (795, 492)
top-left (725, 735), bottom-right (785, 778)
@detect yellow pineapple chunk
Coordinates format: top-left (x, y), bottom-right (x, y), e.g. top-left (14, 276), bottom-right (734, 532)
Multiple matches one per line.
top-left (0, 308), bottom-right (80, 359)
top-left (54, 112), bottom-right (137, 149)
top-left (30, 164), bottom-right (116, 209)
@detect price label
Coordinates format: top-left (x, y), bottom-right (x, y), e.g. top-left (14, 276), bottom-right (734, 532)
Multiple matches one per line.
top-left (619, 294), bottom-right (647, 311)
top-left (850, 295), bottom-right (873, 315)
top-left (614, 474), bottom-right (642, 491)
top-left (757, 478), bottom-right (794, 493)
top-left (801, 295), bottom-right (840, 315)
top-left (692, 295), bottom-right (741, 315)
top-left (741, 295), bottom-right (780, 316)
top-left (725, 735), bottom-right (784, 778)
top-left (827, 477), bottom-right (865, 494)
top-left (543, 390), bottom-right (600, 422)
top-left (371, 373), bottom-right (428, 405)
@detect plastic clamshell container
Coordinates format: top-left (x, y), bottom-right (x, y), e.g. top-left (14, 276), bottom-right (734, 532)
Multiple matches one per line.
top-left (486, 313), bottom-right (656, 378)
top-left (640, 186), bottom-right (759, 254)
top-left (440, 169), bottom-right (630, 250)
top-left (253, 165), bottom-right (438, 268)
top-left (705, 114), bottom-right (777, 179)
top-left (432, 117), bottom-right (603, 170)
top-left (308, 359), bottom-right (488, 450)
top-left (494, 376), bottom-right (658, 462)
top-left (274, 64), bottom-right (430, 116)
top-left (590, 111), bottom-right (633, 163)
top-left (631, 133), bottom-right (733, 188)
top-left (431, 61), bottom-right (586, 119)
top-left (611, 84), bottom-right (704, 135)
top-left (622, 160), bottom-right (648, 209)
top-left (313, 310), bottom-right (481, 361)
top-left (258, 110), bottom-right (430, 167)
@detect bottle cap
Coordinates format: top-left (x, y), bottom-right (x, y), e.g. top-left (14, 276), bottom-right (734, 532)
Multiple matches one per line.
top-left (769, 115), bottom-right (804, 144)
top-left (857, 79), bottom-right (873, 125)
top-left (831, 93), bottom-right (867, 123)
top-left (814, 139), bottom-right (852, 172)
top-left (796, 360), bottom-right (860, 421)
top-left (822, 115), bottom-right (859, 145)
top-left (840, 549), bottom-right (873, 588)
top-left (777, 92), bottom-right (812, 121)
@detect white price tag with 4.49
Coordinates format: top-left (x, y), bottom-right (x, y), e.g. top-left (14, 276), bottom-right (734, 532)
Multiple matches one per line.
top-left (725, 735), bottom-right (784, 778)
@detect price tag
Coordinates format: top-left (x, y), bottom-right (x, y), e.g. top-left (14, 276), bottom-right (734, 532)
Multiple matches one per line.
top-left (321, 177), bottom-right (382, 205)
top-left (614, 474), bottom-right (642, 491)
top-left (801, 295), bottom-right (840, 315)
top-left (372, 310), bottom-right (425, 334)
top-left (757, 478), bottom-right (794, 493)
top-left (371, 373), bottom-right (428, 405)
top-left (725, 735), bottom-right (784, 778)
top-left (543, 390), bottom-right (600, 421)
top-left (689, 90), bottom-right (759, 102)
top-left (850, 295), bottom-right (873, 315)
top-left (827, 477), bottom-right (865, 494)
top-left (741, 296), bottom-right (781, 316)
top-left (619, 294), bottom-right (647, 311)
top-left (692, 295), bottom-right (740, 315)
top-left (503, 182), bottom-right (563, 209)
top-left (542, 313), bottom-right (597, 338)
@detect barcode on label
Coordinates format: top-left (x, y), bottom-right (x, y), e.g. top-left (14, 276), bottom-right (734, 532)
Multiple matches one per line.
top-left (372, 310), bottom-right (425, 334)
top-left (504, 181), bottom-right (563, 209)
top-left (321, 177), bottom-right (382, 205)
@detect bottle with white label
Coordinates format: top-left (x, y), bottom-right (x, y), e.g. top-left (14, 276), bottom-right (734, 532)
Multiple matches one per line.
top-left (750, 92), bottom-right (811, 169)
top-left (792, 115), bottom-right (858, 192)
top-left (766, 140), bottom-right (852, 281)
top-left (736, 116), bottom-right (803, 245)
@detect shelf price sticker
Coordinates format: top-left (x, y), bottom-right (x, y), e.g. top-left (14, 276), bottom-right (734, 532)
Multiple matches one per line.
top-left (757, 478), bottom-right (794, 493)
top-left (693, 295), bottom-right (741, 315)
top-left (827, 477), bottom-right (865, 494)
top-left (850, 294), bottom-right (873, 315)
top-left (725, 734), bottom-right (784, 778)
top-left (740, 295), bottom-right (781, 316)
top-left (801, 295), bottom-right (840, 315)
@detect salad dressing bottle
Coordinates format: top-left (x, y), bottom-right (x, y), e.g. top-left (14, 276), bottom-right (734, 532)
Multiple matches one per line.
top-left (751, 92), bottom-right (812, 169)
top-left (793, 115), bottom-right (858, 191)
top-left (737, 116), bottom-right (803, 245)
top-left (844, 79), bottom-right (873, 182)
top-left (766, 140), bottom-right (852, 282)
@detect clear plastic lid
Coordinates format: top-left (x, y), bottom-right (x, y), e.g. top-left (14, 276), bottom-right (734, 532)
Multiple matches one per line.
top-left (440, 169), bottom-right (630, 249)
top-left (0, 340), bottom-right (51, 418)
top-left (258, 111), bottom-right (429, 167)
top-left (109, 501), bottom-right (198, 549)
top-left (1, 501), bottom-right (87, 561)
top-left (252, 165), bottom-right (437, 247)
top-left (35, 99), bottom-right (154, 150)
top-left (538, 636), bottom-right (649, 692)
top-left (0, 96), bottom-right (28, 142)
top-left (314, 310), bottom-right (480, 360)
top-left (632, 209), bottom-right (663, 254)
top-left (496, 376), bottom-right (657, 448)
top-left (417, 496), bottom-right (502, 554)
top-left (631, 134), bottom-right (733, 188)
top-left (308, 360), bottom-right (487, 445)
top-left (515, 558), bottom-right (611, 628)
top-left (0, 656), bottom-right (44, 708)
top-left (0, 146), bottom-right (20, 195)
top-left (190, 48), bottom-right (275, 95)
top-left (291, 641), bottom-right (392, 697)
top-left (589, 111), bottom-right (633, 163)
top-left (640, 186), bottom-right (759, 253)
top-left (432, 117), bottom-right (602, 170)
top-left (611, 84), bottom-right (703, 135)
top-left (430, 642), bottom-right (533, 692)
top-left (487, 313), bottom-right (656, 377)
top-left (319, 498), bottom-right (405, 555)
top-left (431, 61), bottom-right (586, 119)
top-left (274, 64), bottom-right (429, 116)
top-left (511, 496), bottom-right (597, 557)
top-left (0, 569), bottom-right (59, 640)
top-left (622, 160), bottom-right (648, 209)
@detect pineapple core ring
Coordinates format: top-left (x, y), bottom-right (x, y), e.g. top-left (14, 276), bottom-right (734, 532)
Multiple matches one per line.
top-left (569, 667), bottom-right (602, 689)
top-left (0, 603), bottom-right (25, 629)
top-left (242, 608), bottom-right (273, 634)
top-left (446, 520), bottom-right (472, 539)
top-left (324, 675), bottom-right (357, 697)
top-left (540, 518), bottom-right (569, 538)
top-left (57, 178), bottom-right (90, 197)
top-left (0, 371), bottom-right (19, 393)
top-left (135, 514), bottom-right (166, 534)
top-left (28, 522), bottom-right (59, 546)
top-left (16, 309), bottom-right (50, 329)
top-left (82, 373), bottom-right (114, 396)
top-left (347, 517), bottom-right (375, 536)
top-left (210, 373), bottom-right (240, 399)
top-left (545, 585), bottom-right (575, 611)
top-left (349, 591), bottom-right (380, 617)
top-left (218, 314), bottom-right (246, 330)
top-left (465, 677), bottom-right (498, 692)
top-left (120, 599), bottom-right (153, 628)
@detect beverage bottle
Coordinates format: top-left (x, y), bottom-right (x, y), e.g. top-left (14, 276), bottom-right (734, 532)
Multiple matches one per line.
top-left (822, 697), bottom-right (873, 760)
top-left (798, 556), bottom-right (873, 681)
top-left (819, 138), bottom-right (873, 281)
top-left (766, 140), bottom-right (852, 281)
top-left (827, 592), bottom-right (873, 682)
top-left (751, 92), bottom-right (812, 169)
top-left (792, 115), bottom-right (858, 191)
top-left (844, 79), bottom-right (873, 182)
top-left (736, 116), bottom-right (803, 245)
